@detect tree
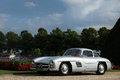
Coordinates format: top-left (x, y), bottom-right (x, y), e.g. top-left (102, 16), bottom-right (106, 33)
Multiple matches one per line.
top-left (63, 29), bottom-right (81, 49)
top-left (20, 30), bottom-right (34, 55)
top-left (34, 48), bottom-right (42, 56)
top-left (6, 31), bottom-right (20, 52)
top-left (98, 27), bottom-right (110, 51)
top-left (34, 27), bottom-right (48, 54)
top-left (0, 31), bottom-right (6, 52)
top-left (81, 27), bottom-right (98, 50)
top-left (48, 27), bottom-right (64, 55)
top-left (102, 18), bottom-right (120, 65)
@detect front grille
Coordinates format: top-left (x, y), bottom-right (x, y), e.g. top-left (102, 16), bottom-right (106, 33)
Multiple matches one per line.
top-left (36, 63), bottom-right (49, 68)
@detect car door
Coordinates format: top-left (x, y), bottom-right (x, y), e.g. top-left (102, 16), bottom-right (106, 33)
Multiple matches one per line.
top-left (82, 50), bottom-right (97, 71)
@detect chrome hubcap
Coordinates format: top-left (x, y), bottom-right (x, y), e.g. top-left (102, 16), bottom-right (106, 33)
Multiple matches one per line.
top-left (99, 64), bottom-right (105, 73)
top-left (61, 64), bottom-right (69, 74)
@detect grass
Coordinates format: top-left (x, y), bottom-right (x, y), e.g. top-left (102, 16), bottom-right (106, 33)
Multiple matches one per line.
top-left (107, 70), bottom-right (120, 72)
top-left (0, 69), bottom-right (37, 74)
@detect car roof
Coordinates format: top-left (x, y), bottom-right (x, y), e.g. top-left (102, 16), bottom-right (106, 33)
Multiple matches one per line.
top-left (68, 48), bottom-right (92, 51)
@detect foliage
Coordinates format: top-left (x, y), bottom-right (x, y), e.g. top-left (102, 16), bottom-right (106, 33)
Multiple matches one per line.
top-left (48, 27), bottom-right (64, 55)
top-left (34, 48), bottom-right (42, 56)
top-left (81, 27), bottom-right (98, 50)
top-left (0, 31), bottom-right (6, 52)
top-left (34, 27), bottom-right (48, 53)
top-left (6, 32), bottom-right (20, 52)
top-left (63, 29), bottom-right (81, 50)
top-left (98, 27), bottom-right (110, 51)
top-left (20, 30), bottom-right (34, 55)
top-left (1, 18), bottom-right (120, 65)
top-left (113, 65), bottom-right (120, 70)
top-left (1, 27), bottom-right (109, 56)
top-left (0, 57), bottom-right (33, 71)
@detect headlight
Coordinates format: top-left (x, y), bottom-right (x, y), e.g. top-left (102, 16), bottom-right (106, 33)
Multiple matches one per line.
top-left (49, 60), bottom-right (55, 68)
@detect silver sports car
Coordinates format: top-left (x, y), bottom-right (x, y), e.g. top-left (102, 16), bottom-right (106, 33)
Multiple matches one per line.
top-left (30, 48), bottom-right (111, 75)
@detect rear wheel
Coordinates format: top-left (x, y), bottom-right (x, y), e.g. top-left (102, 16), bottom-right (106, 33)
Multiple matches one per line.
top-left (96, 63), bottom-right (106, 75)
top-left (59, 63), bottom-right (70, 75)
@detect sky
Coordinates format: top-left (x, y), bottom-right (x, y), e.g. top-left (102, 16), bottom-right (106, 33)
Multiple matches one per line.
top-left (0, 0), bottom-right (120, 35)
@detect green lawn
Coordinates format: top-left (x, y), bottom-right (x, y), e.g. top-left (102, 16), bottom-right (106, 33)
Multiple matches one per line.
top-left (0, 70), bottom-right (37, 74)
top-left (107, 70), bottom-right (120, 72)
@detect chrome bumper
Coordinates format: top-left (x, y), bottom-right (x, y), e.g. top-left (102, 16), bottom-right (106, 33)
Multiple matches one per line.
top-left (30, 67), bottom-right (49, 71)
top-left (31, 63), bottom-right (59, 71)
top-left (30, 67), bottom-right (59, 71)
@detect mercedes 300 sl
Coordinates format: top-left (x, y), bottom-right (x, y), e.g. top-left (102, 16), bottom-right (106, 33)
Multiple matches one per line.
top-left (30, 48), bottom-right (111, 75)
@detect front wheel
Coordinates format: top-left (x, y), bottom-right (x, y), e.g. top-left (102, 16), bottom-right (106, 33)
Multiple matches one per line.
top-left (59, 63), bottom-right (70, 75)
top-left (96, 63), bottom-right (106, 75)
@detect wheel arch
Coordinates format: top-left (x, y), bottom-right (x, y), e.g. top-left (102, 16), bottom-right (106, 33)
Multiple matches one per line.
top-left (98, 61), bottom-right (107, 70)
top-left (59, 61), bottom-right (72, 73)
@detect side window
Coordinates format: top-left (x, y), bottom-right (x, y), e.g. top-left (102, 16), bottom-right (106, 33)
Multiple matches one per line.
top-left (87, 51), bottom-right (93, 57)
top-left (83, 51), bottom-right (87, 57)
top-left (83, 51), bottom-right (93, 57)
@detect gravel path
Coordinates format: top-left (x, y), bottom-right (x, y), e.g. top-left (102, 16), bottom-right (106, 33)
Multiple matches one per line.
top-left (0, 72), bottom-right (120, 80)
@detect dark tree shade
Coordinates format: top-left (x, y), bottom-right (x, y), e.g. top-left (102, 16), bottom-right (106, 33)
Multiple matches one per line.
top-left (6, 32), bottom-right (20, 51)
top-left (102, 18), bottom-right (120, 65)
top-left (81, 27), bottom-right (98, 50)
top-left (63, 29), bottom-right (81, 50)
top-left (0, 31), bottom-right (6, 52)
top-left (34, 27), bottom-right (48, 52)
top-left (20, 30), bottom-right (34, 55)
top-left (98, 27), bottom-right (110, 51)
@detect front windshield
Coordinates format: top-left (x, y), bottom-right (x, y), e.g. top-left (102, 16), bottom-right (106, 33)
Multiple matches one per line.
top-left (63, 49), bottom-right (81, 56)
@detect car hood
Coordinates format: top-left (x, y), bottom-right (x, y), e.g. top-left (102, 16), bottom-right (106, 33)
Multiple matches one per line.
top-left (33, 56), bottom-right (81, 64)
top-left (33, 56), bottom-right (62, 64)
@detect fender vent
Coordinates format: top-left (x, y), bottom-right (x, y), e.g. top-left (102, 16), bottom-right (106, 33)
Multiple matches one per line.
top-left (76, 62), bottom-right (82, 67)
